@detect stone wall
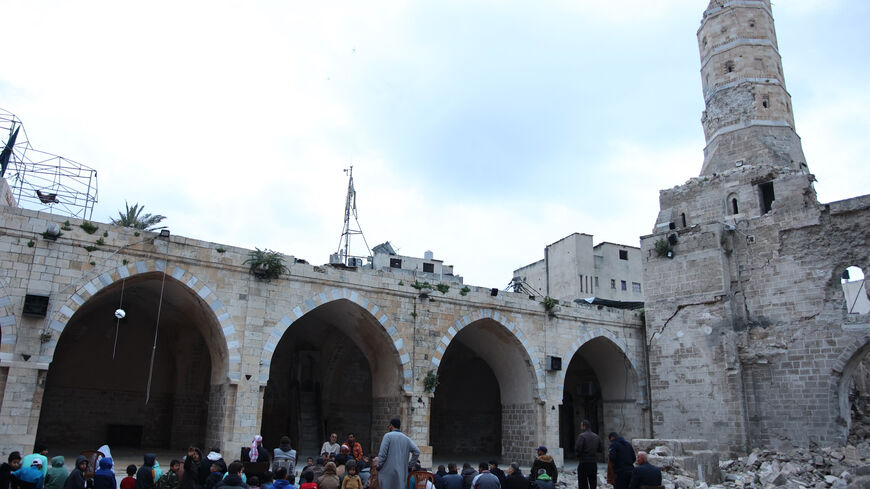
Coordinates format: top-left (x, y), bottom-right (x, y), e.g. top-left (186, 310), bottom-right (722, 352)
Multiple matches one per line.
top-left (501, 403), bottom-right (537, 463)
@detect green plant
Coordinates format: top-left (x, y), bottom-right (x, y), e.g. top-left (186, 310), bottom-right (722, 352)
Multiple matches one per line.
top-left (398, 280), bottom-right (404, 286)
top-left (435, 283), bottom-right (450, 294)
top-left (134, 231), bottom-right (140, 237)
top-left (244, 248), bottom-right (288, 280)
top-left (95, 238), bottom-right (105, 246)
top-left (423, 370), bottom-right (440, 393)
top-left (411, 281), bottom-right (433, 290)
top-left (460, 286), bottom-right (470, 296)
top-left (122, 259), bottom-right (129, 265)
top-left (61, 220), bottom-right (72, 231)
top-left (216, 247), bottom-right (227, 254)
top-left (111, 202), bottom-right (167, 231)
top-left (103, 231), bottom-right (108, 237)
top-left (89, 261), bottom-right (96, 266)
top-left (27, 240), bottom-right (35, 248)
top-left (80, 221), bottom-right (99, 234)
top-left (654, 238), bottom-right (671, 257)
top-left (41, 230), bottom-right (63, 239)
top-left (543, 296), bottom-right (558, 311)
top-left (83, 245), bottom-right (99, 252)
top-left (410, 311), bottom-right (418, 319)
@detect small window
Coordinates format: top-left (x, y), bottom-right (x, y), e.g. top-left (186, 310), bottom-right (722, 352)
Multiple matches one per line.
top-left (579, 274), bottom-right (584, 292)
top-left (594, 276), bottom-right (599, 288)
top-left (702, 36), bottom-right (708, 47)
top-left (841, 266), bottom-right (869, 314)
top-left (610, 279), bottom-right (616, 289)
top-left (762, 97), bottom-right (769, 109)
top-left (389, 258), bottom-right (402, 268)
top-left (731, 198), bottom-right (739, 215)
top-left (725, 61), bottom-right (735, 73)
top-left (681, 213), bottom-right (687, 228)
top-left (749, 19), bottom-right (756, 28)
top-left (422, 262), bottom-right (434, 273)
top-left (632, 282), bottom-right (642, 293)
top-left (619, 250), bottom-right (628, 260)
top-left (620, 280), bottom-right (627, 291)
top-left (758, 182), bottom-right (775, 214)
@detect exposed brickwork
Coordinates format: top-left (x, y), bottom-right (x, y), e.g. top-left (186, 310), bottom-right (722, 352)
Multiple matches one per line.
top-left (501, 403), bottom-right (537, 463)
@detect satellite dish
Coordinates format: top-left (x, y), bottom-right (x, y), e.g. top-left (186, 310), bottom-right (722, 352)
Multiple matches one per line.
top-left (114, 308), bottom-right (126, 319)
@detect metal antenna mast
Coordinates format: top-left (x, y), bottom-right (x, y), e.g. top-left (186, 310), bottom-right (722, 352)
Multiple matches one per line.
top-left (336, 166), bottom-right (371, 266)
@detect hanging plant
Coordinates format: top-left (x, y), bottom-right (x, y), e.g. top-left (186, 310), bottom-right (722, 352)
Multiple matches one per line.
top-left (244, 248), bottom-right (288, 280)
top-left (423, 370), bottom-right (439, 393)
top-left (654, 238), bottom-right (671, 257)
top-left (435, 283), bottom-right (450, 294)
top-left (459, 286), bottom-right (470, 296)
top-left (543, 296), bottom-right (558, 312)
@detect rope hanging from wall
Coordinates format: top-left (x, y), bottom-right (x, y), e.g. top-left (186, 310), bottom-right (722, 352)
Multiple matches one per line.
top-left (145, 266), bottom-right (167, 405)
top-left (111, 278), bottom-right (126, 360)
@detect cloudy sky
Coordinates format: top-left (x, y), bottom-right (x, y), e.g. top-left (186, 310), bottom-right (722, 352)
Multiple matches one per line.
top-left (1, 0), bottom-right (868, 288)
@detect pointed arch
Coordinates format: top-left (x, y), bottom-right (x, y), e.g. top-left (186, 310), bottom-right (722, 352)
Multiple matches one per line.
top-left (833, 334), bottom-right (870, 442)
top-left (558, 327), bottom-right (646, 402)
top-left (430, 308), bottom-right (544, 400)
top-left (39, 259), bottom-right (237, 382)
top-left (260, 288), bottom-right (413, 393)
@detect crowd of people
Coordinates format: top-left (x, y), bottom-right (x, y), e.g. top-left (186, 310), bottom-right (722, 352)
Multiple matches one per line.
top-left (0, 418), bottom-right (662, 489)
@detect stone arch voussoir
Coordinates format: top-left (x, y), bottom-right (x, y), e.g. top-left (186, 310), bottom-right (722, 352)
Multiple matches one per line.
top-left (259, 288), bottom-right (414, 394)
top-left (430, 308), bottom-right (545, 400)
top-left (559, 327), bottom-right (647, 403)
top-left (40, 259), bottom-right (239, 381)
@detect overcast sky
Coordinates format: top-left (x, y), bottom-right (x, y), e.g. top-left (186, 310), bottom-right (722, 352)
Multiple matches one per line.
top-left (1, 0), bottom-right (868, 289)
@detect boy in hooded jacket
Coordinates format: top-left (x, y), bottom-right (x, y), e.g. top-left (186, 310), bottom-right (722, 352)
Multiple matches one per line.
top-left (94, 458), bottom-right (116, 489)
top-left (63, 457), bottom-right (89, 489)
top-left (44, 457), bottom-right (67, 489)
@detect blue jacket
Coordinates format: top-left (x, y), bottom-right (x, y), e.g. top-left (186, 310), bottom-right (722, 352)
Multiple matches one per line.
top-left (608, 437), bottom-right (635, 473)
top-left (12, 466), bottom-right (45, 489)
top-left (95, 458), bottom-right (117, 489)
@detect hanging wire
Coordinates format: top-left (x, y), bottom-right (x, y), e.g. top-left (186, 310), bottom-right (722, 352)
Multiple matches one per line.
top-left (112, 278), bottom-right (126, 359)
top-left (145, 265), bottom-right (168, 404)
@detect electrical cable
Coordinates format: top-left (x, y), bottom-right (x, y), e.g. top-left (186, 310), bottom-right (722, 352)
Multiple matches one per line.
top-left (145, 263), bottom-right (167, 404)
top-left (112, 278), bottom-right (125, 359)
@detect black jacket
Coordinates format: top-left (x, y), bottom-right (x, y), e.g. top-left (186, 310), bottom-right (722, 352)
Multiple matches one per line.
top-left (575, 431), bottom-right (603, 463)
top-left (608, 438), bottom-right (635, 473)
top-left (441, 474), bottom-right (462, 489)
top-left (215, 475), bottom-right (247, 489)
top-left (529, 456), bottom-right (556, 484)
top-left (136, 455), bottom-right (158, 489)
top-left (64, 457), bottom-right (89, 489)
top-left (628, 463), bottom-right (661, 489)
top-left (488, 468), bottom-right (505, 487)
top-left (502, 472), bottom-right (526, 489)
top-left (182, 451), bottom-right (203, 489)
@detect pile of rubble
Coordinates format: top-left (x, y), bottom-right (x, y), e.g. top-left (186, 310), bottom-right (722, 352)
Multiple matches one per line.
top-left (556, 441), bottom-right (870, 489)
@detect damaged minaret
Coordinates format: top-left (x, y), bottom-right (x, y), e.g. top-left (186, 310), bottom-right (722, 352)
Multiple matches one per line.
top-left (640, 0), bottom-right (870, 455)
top-left (698, 0), bottom-right (807, 175)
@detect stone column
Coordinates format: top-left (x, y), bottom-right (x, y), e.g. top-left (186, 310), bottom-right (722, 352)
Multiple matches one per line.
top-left (0, 362), bottom-right (47, 454)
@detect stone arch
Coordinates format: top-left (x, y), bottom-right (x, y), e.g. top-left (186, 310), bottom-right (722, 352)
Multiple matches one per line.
top-left (260, 289), bottom-right (411, 454)
top-left (557, 327), bottom-right (644, 398)
top-left (0, 280), bottom-right (16, 363)
top-left (429, 309), bottom-right (541, 462)
top-left (430, 308), bottom-right (544, 398)
top-left (40, 259), bottom-right (239, 382)
top-left (557, 328), bottom-right (647, 455)
top-left (259, 288), bottom-right (413, 393)
top-left (833, 335), bottom-right (870, 442)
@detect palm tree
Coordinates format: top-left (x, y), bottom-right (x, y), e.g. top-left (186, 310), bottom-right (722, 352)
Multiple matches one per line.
top-left (111, 202), bottom-right (167, 231)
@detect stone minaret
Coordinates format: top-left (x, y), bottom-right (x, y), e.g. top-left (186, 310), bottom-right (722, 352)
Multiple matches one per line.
top-left (698, 0), bottom-right (807, 175)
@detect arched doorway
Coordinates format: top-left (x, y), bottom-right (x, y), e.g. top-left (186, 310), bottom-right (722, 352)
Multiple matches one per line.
top-left (36, 272), bottom-right (229, 450)
top-left (261, 299), bottom-right (404, 457)
top-left (430, 318), bottom-right (538, 462)
top-left (560, 336), bottom-right (641, 459)
top-left (837, 341), bottom-right (870, 444)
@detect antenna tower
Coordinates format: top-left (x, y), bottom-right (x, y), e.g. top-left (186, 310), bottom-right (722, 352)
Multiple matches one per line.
top-left (335, 166), bottom-right (371, 266)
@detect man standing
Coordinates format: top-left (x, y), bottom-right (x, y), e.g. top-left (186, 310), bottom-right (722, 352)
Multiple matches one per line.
top-left (574, 420), bottom-right (603, 489)
top-left (628, 453), bottom-right (661, 489)
top-left (321, 434), bottom-right (340, 458)
top-left (607, 433), bottom-right (635, 489)
top-left (376, 418), bottom-right (420, 489)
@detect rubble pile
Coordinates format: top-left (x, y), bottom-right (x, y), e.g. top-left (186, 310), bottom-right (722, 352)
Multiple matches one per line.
top-left (556, 442), bottom-right (870, 489)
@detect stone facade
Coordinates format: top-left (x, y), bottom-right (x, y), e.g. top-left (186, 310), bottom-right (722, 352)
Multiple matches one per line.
top-left (641, 0), bottom-right (870, 454)
top-left (0, 202), bottom-right (648, 466)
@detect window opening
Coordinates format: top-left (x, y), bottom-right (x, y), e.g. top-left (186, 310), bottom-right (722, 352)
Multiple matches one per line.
top-left (389, 258), bottom-right (402, 269)
top-left (841, 266), bottom-right (869, 314)
top-left (422, 262), bottom-right (434, 273)
top-left (758, 182), bottom-right (775, 214)
top-left (594, 276), bottom-right (599, 288)
top-left (620, 280), bottom-right (627, 291)
top-left (632, 282), bottom-right (642, 293)
top-left (731, 198), bottom-right (739, 215)
top-left (619, 250), bottom-right (628, 260)
top-left (762, 97), bottom-right (769, 109)
top-left (610, 279), bottom-right (616, 290)
top-left (725, 61), bottom-right (735, 73)
top-left (681, 213), bottom-right (687, 227)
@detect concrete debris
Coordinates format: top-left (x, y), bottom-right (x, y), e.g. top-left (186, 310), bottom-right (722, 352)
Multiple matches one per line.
top-left (557, 442), bottom-right (870, 489)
